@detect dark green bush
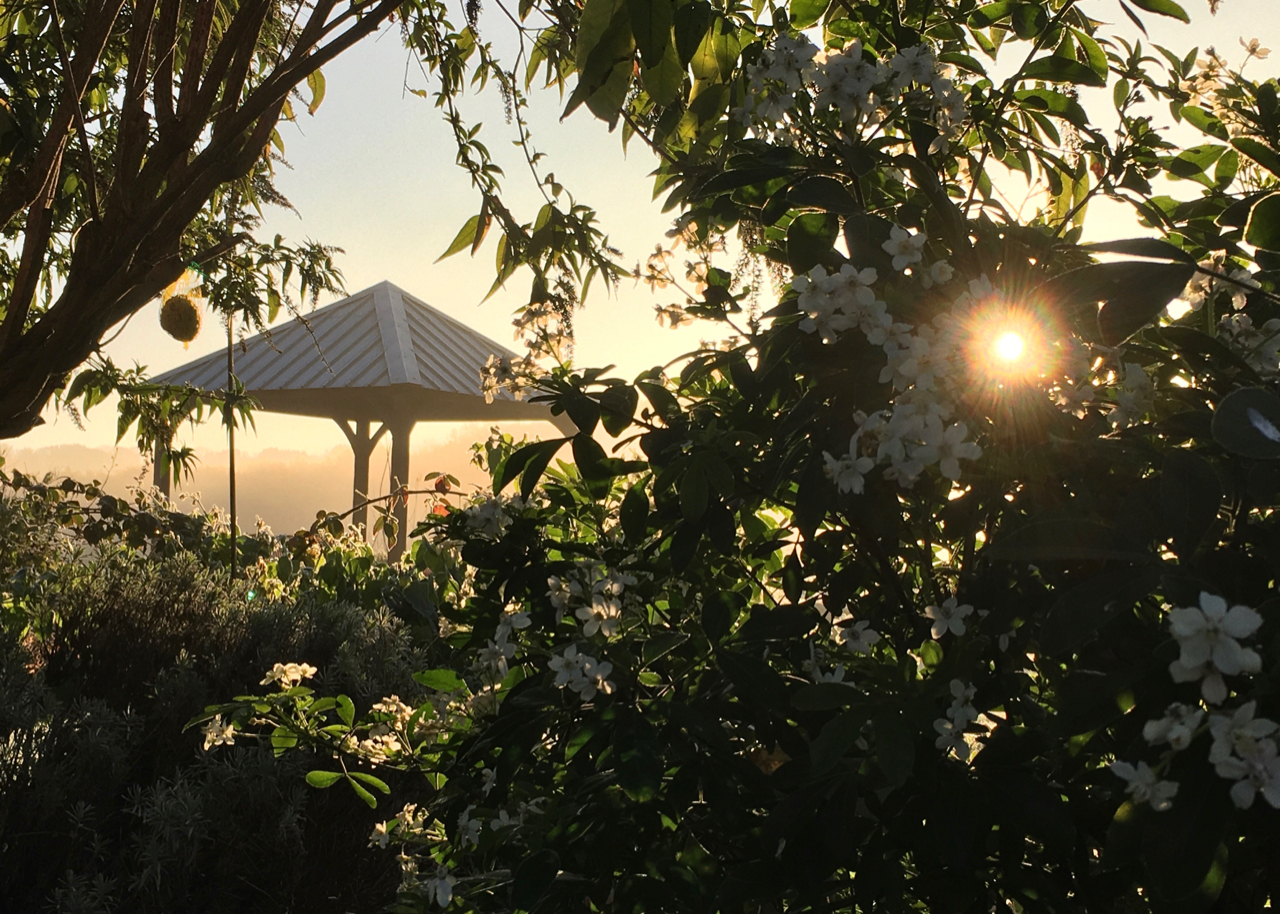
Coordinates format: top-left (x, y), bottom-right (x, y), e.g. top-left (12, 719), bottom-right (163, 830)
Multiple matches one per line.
top-left (0, 534), bottom-right (433, 913)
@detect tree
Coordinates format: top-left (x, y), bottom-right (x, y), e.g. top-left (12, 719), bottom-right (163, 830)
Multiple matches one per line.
top-left (0, 0), bottom-right (446, 439)
top-left (201, 0), bottom-right (1280, 911)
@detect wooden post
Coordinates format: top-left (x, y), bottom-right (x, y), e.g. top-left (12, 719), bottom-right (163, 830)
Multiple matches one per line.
top-left (388, 420), bottom-right (413, 561)
top-left (338, 418), bottom-right (388, 538)
top-left (153, 441), bottom-right (171, 497)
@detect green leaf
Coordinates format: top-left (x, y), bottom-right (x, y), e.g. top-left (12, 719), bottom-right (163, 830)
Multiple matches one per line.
top-left (1181, 105), bottom-right (1229, 141)
top-left (1073, 29), bottom-right (1108, 82)
top-left (336, 694), bottom-right (355, 726)
top-left (512, 850), bottom-right (561, 910)
top-left (680, 463), bottom-right (709, 522)
top-left (1037, 260), bottom-right (1194, 345)
top-left (1079, 237), bottom-right (1195, 264)
top-left (1211, 387), bottom-right (1280, 459)
top-left (1039, 567), bottom-right (1159, 656)
top-left (1160, 450), bottom-right (1221, 558)
top-left (642, 631), bottom-right (689, 665)
top-left (305, 68), bottom-right (326, 115)
top-left (1126, 0), bottom-right (1189, 22)
top-left (498, 437), bottom-right (570, 493)
top-left (967, 0), bottom-right (1015, 28)
top-left (1245, 192), bottom-right (1280, 251)
top-left (306, 770), bottom-right (343, 788)
top-left (413, 668), bottom-right (468, 692)
top-left (572, 434), bottom-right (614, 499)
top-left (598, 384), bottom-right (639, 436)
top-left (986, 518), bottom-right (1154, 562)
top-left (620, 484), bottom-right (650, 543)
top-left (349, 771), bottom-right (391, 794)
top-left (347, 776), bottom-right (378, 808)
top-left (793, 682), bottom-right (860, 710)
top-left (789, 0), bottom-right (829, 29)
top-left (811, 709), bottom-right (867, 775)
top-left (1020, 56), bottom-right (1107, 87)
top-left (640, 42), bottom-right (684, 107)
top-left (1014, 88), bottom-right (1088, 127)
top-left (873, 708), bottom-right (915, 787)
top-left (1012, 3), bottom-right (1049, 40)
top-left (627, 0), bottom-right (672, 69)
top-left (717, 648), bottom-right (788, 709)
top-left (673, 0), bottom-right (712, 66)
top-left (786, 212), bottom-right (839, 274)
top-left (436, 214), bottom-right (483, 262)
top-left (615, 716), bottom-right (663, 801)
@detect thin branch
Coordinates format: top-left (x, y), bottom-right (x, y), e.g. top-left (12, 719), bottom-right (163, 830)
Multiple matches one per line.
top-left (50, 0), bottom-right (101, 221)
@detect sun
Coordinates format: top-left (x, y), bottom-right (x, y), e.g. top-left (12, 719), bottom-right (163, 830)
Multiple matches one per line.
top-left (993, 331), bottom-right (1025, 363)
top-left (964, 307), bottom-right (1047, 385)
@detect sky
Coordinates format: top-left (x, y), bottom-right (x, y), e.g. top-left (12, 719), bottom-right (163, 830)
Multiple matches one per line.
top-left (2, 0), bottom-right (1274, 534)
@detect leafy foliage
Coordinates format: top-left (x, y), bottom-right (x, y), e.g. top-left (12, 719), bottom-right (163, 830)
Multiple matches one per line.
top-left (200, 2), bottom-right (1280, 913)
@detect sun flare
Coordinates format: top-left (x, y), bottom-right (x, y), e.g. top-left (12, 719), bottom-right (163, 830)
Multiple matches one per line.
top-left (993, 331), bottom-right (1025, 362)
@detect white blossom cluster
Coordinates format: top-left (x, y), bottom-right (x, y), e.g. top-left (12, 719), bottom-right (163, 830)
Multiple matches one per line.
top-left (461, 493), bottom-right (526, 540)
top-left (1116, 593), bottom-right (1276, 813)
top-left (260, 661), bottom-right (318, 689)
top-left (548, 644), bottom-right (616, 701)
top-left (733, 37), bottom-right (968, 150)
top-left (201, 714), bottom-right (236, 751)
top-left (1219, 312), bottom-right (1280, 375)
top-left (476, 606), bottom-right (531, 683)
top-left (546, 564), bottom-right (640, 635)
top-left (799, 254), bottom-right (985, 489)
top-left (1181, 255), bottom-right (1259, 313)
top-left (1105, 362), bottom-right (1155, 429)
top-left (934, 679), bottom-right (979, 761)
top-left (802, 642), bottom-right (847, 683)
top-left (1168, 591), bottom-right (1262, 704)
top-left (479, 353), bottom-right (538, 404)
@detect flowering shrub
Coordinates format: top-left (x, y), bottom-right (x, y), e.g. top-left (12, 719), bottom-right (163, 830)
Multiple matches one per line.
top-left (205, 0), bottom-right (1280, 912)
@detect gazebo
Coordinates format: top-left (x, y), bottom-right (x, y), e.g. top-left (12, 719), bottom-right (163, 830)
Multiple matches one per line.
top-left (154, 280), bottom-right (570, 556)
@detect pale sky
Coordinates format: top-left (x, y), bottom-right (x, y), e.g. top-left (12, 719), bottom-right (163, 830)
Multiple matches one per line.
top-left (3, 0), bottom-right (1272, 534)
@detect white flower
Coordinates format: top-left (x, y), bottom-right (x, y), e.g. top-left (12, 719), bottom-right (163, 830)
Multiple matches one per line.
top-left (890, 44), bottom-right (936, 90)
top-left (576, 657), bottom-right (616, 700)
top-left (836, 619), bottom-right (881, 655)
top-left (934, 718), bottom-right (972, 761)
top-left (549, 645), bottom-right (586, 686)
top-left (1111, 760), bottom-right (1178, 812)
top-left (423, 863), bottom-right (456, 908)
top-left (1167, 592), bottom-right (1263, 703)
top-left (1142, 702), bottom-right (1205, 751)
top-left (260, 662), bottom-right (318, 689)
top-left (490, 808), bottom-right (519, 831)
top-left (823, 449), bottom-right (875, 494)
top-left (480, 767), bottom-right (497, 796)
top-left (201, 714), bottom-right (235, 751)
top-left (369, 820), bottom-right (391, 848)
top-left (919, 260), bottom-right (954, 289)
top-left (947, 679), bottom-right (978, 727)
top-left (1107, 363), bottom-right (1155, 429)
top-left (1241, 37), bottom-right (1271, 60)
top-left (881, 225), bottom-right (927, 272)
top-left (456, 805), bottom-right (482, 848)
top-left (576, 593), bottom-right (623, 638)
top-left (924, 596), bottom-right (973, 639)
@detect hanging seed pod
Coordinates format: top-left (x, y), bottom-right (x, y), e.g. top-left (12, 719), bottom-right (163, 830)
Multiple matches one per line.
top-left (161, 294), bottom-right (202, 345)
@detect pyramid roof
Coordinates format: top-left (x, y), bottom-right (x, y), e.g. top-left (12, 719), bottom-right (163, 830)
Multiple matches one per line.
top-left (154, 281), bottom-right (558, 426)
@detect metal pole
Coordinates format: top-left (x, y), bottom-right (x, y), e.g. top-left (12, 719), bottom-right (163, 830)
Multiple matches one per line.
top-left (226, 314), bottom-right (237, 580)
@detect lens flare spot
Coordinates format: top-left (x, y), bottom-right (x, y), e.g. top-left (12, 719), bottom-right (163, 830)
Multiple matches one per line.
top-left (994, 332), bottom-right (1025, 362)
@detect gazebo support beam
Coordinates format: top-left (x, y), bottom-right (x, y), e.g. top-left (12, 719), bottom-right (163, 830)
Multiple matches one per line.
top-left (388, 420), bottom-right (414, 561)
top-left (338, 419), bottom-right (388, 538)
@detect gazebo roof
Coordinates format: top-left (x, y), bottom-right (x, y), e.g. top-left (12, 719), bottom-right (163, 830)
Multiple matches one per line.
top-left (154, 280), bottom-right (554, 426)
